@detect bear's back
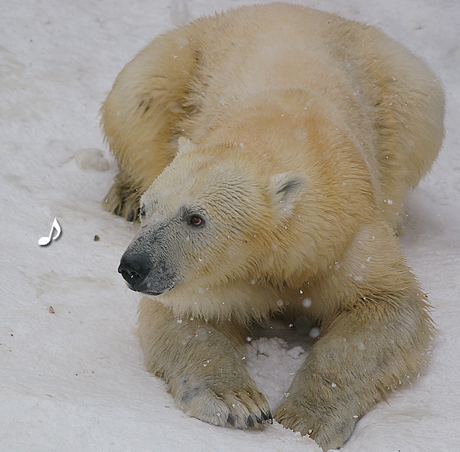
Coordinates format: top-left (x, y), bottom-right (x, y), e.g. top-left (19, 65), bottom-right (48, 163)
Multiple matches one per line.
top-left (181, 3), bottom-right (444, 231)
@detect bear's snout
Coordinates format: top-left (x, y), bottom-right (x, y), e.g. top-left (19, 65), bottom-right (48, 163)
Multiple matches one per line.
top-left (118, 245), bottom-right (178, 296)
top-left (118, 251), bottom-right (152, 292)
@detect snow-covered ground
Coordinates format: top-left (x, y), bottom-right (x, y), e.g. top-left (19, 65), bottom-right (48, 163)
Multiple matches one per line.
top-left (1, 1), bottom-right (459, 451)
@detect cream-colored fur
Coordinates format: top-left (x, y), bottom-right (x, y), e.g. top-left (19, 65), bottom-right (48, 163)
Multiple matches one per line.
top-left (102, 4), bottom-right (444, 450)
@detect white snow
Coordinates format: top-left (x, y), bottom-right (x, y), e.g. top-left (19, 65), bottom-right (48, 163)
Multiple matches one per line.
top-left (1, 1), bottom-right (460, 451)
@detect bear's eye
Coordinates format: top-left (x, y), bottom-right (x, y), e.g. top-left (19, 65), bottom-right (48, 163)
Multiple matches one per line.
top-left (139, 205), bottom-right (146, 218)
top-left (187, 215), bottom-right (205, 228)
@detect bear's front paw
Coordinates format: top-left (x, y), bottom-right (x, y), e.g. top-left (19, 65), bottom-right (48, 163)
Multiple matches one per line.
top-left (103, 174), bottom-right (140, 222)
top-left (176, 381), bottom-right (272, 430)
top-left (274, 395), bottom-right (356, 451)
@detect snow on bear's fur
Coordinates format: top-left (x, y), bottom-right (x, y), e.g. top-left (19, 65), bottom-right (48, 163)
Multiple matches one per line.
top-left (101, 4), bottom-right (444, 450)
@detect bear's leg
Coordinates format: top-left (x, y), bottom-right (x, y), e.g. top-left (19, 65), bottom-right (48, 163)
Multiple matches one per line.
top-left (274, 287), bottom-right (433, 450)
top-left (137, 298), bottom-right (272, 429)
top-left (101, 28), bottom-right (199, 221)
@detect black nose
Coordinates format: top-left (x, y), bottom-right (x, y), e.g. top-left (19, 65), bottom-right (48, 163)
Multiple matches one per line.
top-left (118, 251), bottom-right (152, 291)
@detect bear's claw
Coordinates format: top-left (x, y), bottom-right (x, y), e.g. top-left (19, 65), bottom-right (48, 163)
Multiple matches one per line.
top-left (274, 396), bottom-right (356, 451)
top-left (177, 384), bottom-right (272, 431)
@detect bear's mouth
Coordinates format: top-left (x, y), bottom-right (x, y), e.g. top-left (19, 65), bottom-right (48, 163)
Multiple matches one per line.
top-left (121, 275), bottom-right (176, 296)
top-left (137, 282), bottom-right (176, 296)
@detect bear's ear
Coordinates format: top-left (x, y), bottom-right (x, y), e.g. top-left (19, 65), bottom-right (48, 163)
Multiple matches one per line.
top-left (177, 137), bottom-right (196, 156)
top-left (269, 172), bottom-right (306, 218)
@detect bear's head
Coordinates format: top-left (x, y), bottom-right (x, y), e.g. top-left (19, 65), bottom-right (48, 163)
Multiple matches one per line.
top-left (118, 138), bottom-right (307, 299)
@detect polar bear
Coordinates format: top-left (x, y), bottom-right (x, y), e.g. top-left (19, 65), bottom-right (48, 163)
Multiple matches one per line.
top-left (101, 4), bottom-right (444, 450)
